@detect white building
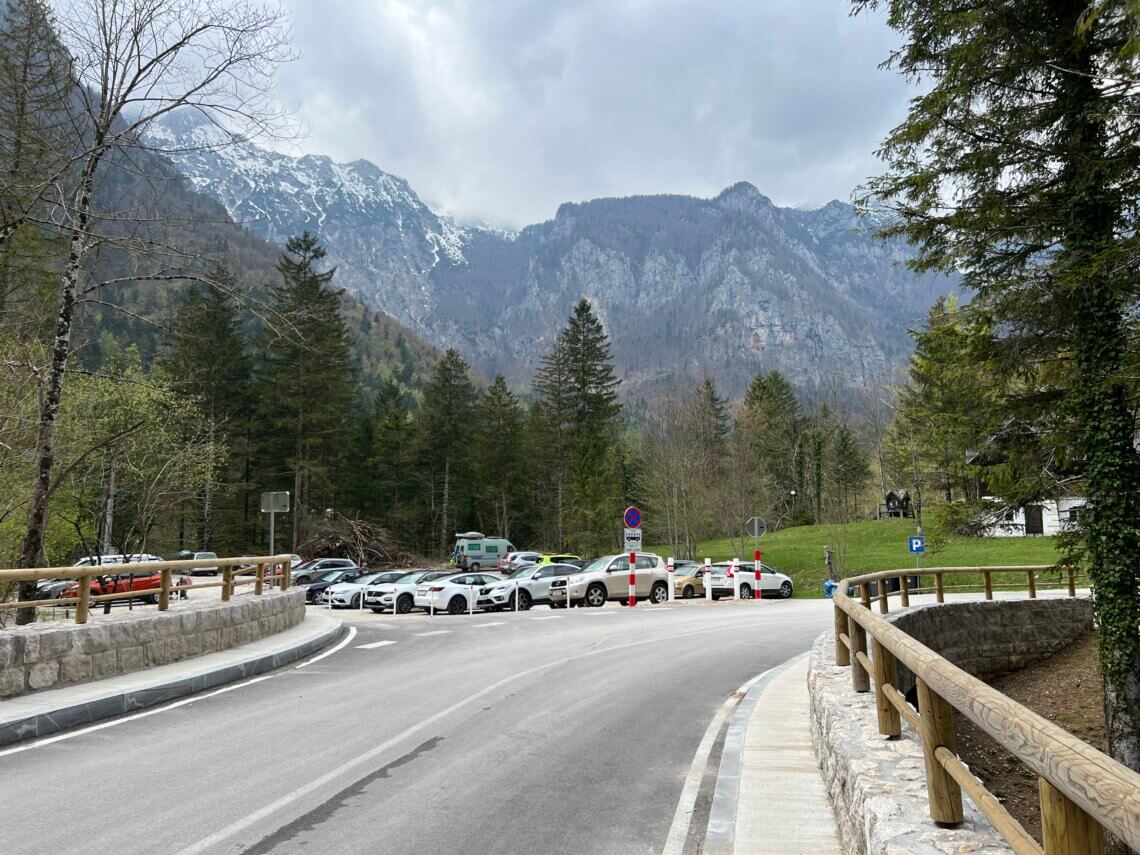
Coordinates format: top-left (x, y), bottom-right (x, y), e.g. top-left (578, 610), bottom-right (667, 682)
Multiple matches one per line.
top-left (979, 497), bottom-right (1086, 537)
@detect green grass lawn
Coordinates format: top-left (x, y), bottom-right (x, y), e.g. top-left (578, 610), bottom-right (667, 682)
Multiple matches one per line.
top-left (652, 519), bottom-right (1062, 598)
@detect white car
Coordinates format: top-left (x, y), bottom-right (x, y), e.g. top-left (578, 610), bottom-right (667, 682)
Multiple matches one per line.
top-left (363, 570), bottom-right (449, 614)
top-left (706, 562), bottom-right (794, 599)
top-left (478, 563), bottom-right (579, 610)
top-left (415, 572), bottom-right (501, 615)
top-left (321, 571), bottom-right (403, 608)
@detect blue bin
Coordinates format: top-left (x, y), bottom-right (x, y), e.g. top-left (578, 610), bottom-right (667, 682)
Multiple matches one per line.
top-left (823, 578), bottom-right (838, 599)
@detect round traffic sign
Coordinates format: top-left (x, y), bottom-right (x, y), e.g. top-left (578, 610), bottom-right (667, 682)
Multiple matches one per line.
top-left (624, 506), bottom-right (642, 528)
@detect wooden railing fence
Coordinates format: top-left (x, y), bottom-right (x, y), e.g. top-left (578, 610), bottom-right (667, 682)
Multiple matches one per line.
top-left (833, 566), bottom-right (1140, 855)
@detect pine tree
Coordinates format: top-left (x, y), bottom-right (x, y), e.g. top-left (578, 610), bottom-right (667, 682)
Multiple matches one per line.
top-left (371, 378), bottom-right (416, 542)
top-left (856, 0), bottom-right (1140, 770)
top-left (740, 370), bottom-right (803, 523)
top-left (161, 274), bottom-right (253, 552)
top-left (472, 374), bottom-right (524, 539)
top-left (418, 348), bottom-right (477, 555)
top-left (256, 233), bottom-right (353, 551)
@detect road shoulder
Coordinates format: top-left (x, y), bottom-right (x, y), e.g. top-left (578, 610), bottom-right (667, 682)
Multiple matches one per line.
top-left (0, 614), bottom-right (344, 746)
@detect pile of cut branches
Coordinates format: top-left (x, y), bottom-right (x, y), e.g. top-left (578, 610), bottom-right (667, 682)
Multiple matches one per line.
top-left (297, 515), bottom-right (417, 568)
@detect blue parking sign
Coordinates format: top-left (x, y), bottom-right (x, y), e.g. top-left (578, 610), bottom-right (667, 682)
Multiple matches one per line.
top-left (908, 536), bottom-right (926, 554)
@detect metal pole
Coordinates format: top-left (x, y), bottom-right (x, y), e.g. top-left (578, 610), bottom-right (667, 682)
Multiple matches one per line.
top-left (754, 549), bottom-right (761, 600)
top-left (628, 552), bottom-right (637, 607)
top-left (269, 510), bottom-right (275, 557)
top-left (705, 558), bottom-right (712, 602)
top-left (667, 556), bottom-right (675, 602)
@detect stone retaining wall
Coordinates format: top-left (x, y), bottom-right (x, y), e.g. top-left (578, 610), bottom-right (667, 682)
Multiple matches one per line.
top-left (810, 596), bottom-right (1093, 854)
top-left (0, 590), bottom-right (304, 698)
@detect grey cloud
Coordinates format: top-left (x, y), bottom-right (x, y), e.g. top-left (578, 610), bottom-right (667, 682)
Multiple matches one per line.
top-left (276, 0), bottom-right (909, 227)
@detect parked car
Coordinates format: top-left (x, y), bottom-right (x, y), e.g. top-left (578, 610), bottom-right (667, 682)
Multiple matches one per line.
top-left (705, 562), bottom-right (794, 599)
top-left (40, 554), bottom-right (161, 600)
top-left (551, 553), bottom-right (670, 608)
top-left (673, 564), bottom-right (707, 599)
top-left (363, 570), bottom-right (449, 614)
top-left (454, 534), bottom-right (516, 571)
top-left (292, 558), bottom-right (358, 586)
top-left (501, 551), bottom-right (540, 572)
top-left (161, 550), bottom-right (220, 576)
top-left (301, 568), bottom-right (367, 604)
top-left (415, 572), bottom-right (502, 614)
top-left (62, 570), bottom-right (193, 603)
top-left (322, 571), bottom-right (406, 608)
top-left (478, 562), bottom-right (580, 610)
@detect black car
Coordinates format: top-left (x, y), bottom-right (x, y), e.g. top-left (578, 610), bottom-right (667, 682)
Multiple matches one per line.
top-left (302, 568), bottom-right (367, 604)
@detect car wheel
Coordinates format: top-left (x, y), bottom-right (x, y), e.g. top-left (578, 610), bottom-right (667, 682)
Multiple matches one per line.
top-left (781, 581), bottom-right (793, 599)
top-left (650, 582), bottom-right (668, 604)
top-left (397, 594), bottom-right (414, 614)
top-left (517, 589), bottom-right (533, 611)
top-left (447, 595), bottom-right (467, 615)
top-left (351, 594), bottom-right (361, 609)
top-left (470, 563), bottom-right (480, 571)
top-left (711, 594), bottom-right (721, 601)
top-left (740, 583), bottom-right (752, 600)
top-left (296, 576), bottom-right (310, 586)
top-left (585, 583), bottom-right (607, 608)
top-left (682, 585), bottom-right (694, 599)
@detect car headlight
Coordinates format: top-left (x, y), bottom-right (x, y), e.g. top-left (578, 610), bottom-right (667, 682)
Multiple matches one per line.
top-left (569, 575), bottom-right (585, 585)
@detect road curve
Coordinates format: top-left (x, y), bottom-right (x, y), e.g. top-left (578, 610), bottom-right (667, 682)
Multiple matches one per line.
top-left (0, 599), bottom-right (831, 854)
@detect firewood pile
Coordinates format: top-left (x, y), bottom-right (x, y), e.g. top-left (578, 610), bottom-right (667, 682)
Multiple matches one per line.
top-left (298, 515), bottom-right (418, 568)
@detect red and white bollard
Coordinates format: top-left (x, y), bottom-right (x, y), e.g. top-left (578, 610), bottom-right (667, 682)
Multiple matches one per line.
top-left (628, 551), bottom-right (637, 607)
top-left (704, 558), bottom-right (713, 601)
top-left (754, 549), bottom-right (762, 600)
top-left (730, 558), bottom-right (740, 600)
top-left (667, 556), bottom-right (675, 602)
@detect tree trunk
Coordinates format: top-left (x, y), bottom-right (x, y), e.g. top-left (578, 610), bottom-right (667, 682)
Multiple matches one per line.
top-left (440, 456), bottom-right (450, 556)
top-left (200, 419), bottom-right (215, 548)
top-left (15, 164), bottom-right (96, 623)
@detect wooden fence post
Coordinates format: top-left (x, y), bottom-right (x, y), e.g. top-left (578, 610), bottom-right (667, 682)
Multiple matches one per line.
top-left (983, 570), bottom-right (993, 601)
top-left (1038, 777), bottom-right (1103, 855)
top-left (222, 566), bottom-right (232, 602)
top-left (1066, 568), bottom-right (1075, 598)
top-left (255, 562), bottom-right (264, 596)
top-left (900, 573), bottom-right (910, 607)
top-left (872, 638), bottom-right (901, 738)
top-left (75, 574), bottom-right (91, 625)
top-left (834, 604), bottom-right (850, 666)
top-left (934, 573), bottom-right (945, 604)
top-left (159, 568), bottom-right (171, 611)
top-left (916, 677), bottom-right (963, 826)
top-left (860, 583), bottom-right (872, 610)
top-left (878, 582), bottom-right (889, 614)
top-left (1027, 569), bottom-right (1037, 599)
top-left (848, 614), bottom-right (870, 693)
top-left (282, 559), bottom-right (292, 589)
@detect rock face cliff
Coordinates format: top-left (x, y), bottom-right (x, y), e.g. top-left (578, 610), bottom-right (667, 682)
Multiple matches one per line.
top-left (151, 114), bottom-right (949, 398)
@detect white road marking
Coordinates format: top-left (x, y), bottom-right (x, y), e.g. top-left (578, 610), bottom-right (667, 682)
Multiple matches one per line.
top-left (473, 622), bottom-right (505, 628)
top-left (661, 665), bottom-right (779, 855)
top-left (585, 611), bottom-right (618, 616)
top-left (295, 626), bottom-right (358, 669)
top-left (355, 640), bottom-right (397, 649)
top-left (415, 630), bottom-right (451, 637)
top-left (530, 616), bottom-right (560, 621)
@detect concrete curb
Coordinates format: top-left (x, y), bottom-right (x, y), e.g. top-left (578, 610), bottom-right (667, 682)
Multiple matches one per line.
top-left (0, 615), bottom-right (344, 746)
top-left (704, 652), bottom-right (808, 855)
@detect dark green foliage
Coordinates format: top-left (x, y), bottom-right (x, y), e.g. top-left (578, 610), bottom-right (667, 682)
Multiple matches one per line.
top-left (856, 0), bottom-right (1140, 769)
top-left (473, 375), bottom-right (525, 540)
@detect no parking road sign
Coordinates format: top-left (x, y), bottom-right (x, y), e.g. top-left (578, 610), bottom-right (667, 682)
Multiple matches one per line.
top-left (908, 535), bottom-right (926, 554)
top-left (624, 506), bottom-right (642, 528)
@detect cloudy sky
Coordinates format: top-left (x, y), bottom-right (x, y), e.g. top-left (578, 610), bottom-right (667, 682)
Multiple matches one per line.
top-left (275, 0), bottom-right (910, 228)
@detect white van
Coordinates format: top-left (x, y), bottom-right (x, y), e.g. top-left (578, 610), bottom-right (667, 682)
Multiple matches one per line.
top-left (454, 532), bottom-right (515, 571)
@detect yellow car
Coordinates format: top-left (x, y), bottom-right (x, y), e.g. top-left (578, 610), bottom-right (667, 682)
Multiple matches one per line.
top-left (672, 563), bottom-right (704, 598)
top-left (536, 552), bottom-right (580, 566)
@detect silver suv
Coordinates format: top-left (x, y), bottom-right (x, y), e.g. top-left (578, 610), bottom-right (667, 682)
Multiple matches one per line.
top-left (551, 553), bottom-right (669, 607)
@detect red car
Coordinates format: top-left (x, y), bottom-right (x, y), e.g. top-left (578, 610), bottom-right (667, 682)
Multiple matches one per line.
top-left (63, 571), bottom-right (192, 602)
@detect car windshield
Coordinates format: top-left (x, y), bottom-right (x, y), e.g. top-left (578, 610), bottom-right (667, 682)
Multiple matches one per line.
top-left (583, 556), bottom-right (614, 573)
top-left (355, 574), bottom-right (383, 585)
top-left (507, 566), bottom-right (536, 579)
top-left (316, 570), bottom-right (343, 582)
top-left (371, 572), bottom-right (407, 584)
top-left (422, 572), bottom-right (450, 582)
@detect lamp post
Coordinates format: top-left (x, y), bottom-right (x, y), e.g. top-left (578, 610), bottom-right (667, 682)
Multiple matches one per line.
top-left (790, 489), bottom-right (797, 521)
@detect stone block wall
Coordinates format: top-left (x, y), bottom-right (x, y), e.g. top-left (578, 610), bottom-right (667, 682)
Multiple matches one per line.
top-left (887, 598), bottom-right (1093, 696)
top-left (0, 590), bottom-right (304, 698)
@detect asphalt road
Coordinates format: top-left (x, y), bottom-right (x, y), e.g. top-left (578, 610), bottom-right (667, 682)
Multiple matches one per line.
top-left (0, 598), bottom-right (831, 855)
